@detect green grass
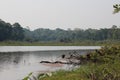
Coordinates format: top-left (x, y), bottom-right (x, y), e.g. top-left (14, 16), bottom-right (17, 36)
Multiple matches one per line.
top-left (40, 46), bottom-right (120, 80)
top-left (22, 46), bottom-right (120, 80)
top-left (0, 40), bottom-right (120, 46)
top-left (41, 62), bottom-right (120, 80)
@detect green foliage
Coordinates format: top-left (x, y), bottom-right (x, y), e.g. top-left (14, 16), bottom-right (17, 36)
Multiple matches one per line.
top-left (82, 46), bottom-right (120, 63)
top-left (22, 72), bottom-right (32, 80)
top-left (24, 26), bottom-right (120, 42)
top-left (113, 4), bottom-right (120, 14)
top-left (0, 19), bottom-right (120, 42)
top-left (0, 19), bottom-right (12, 41)
top-left (41, 46), bottom-right (120, 80)
top-left (79, 62), bottom-right (120, 80)
top-left (0, 19), bottom-right (24, 41)
top-left (23, 72), bottom-right (53, 80)
top-left (12, 23), bottom-right (24, 41)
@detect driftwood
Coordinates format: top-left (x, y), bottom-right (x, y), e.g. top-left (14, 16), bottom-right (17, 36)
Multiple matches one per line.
top-left (40, 61), bottom-right (68, 64)
top-left (40, 51), bottom-right (81, 65)
top-left (40, 60), bottom-right (80, 65)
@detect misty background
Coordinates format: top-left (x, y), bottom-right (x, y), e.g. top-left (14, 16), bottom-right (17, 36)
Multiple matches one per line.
top-left (0, 0), bottom-right (120, 30)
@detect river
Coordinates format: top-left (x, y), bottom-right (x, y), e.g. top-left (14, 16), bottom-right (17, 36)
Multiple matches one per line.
top-left (0, 46), bottom-right (101, 80)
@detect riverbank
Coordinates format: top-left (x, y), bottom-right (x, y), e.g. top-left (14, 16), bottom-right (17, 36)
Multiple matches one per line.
top-left (23, 46), bottom-right (120, 80)
top-left (0, 40), bottom-right (120, 46)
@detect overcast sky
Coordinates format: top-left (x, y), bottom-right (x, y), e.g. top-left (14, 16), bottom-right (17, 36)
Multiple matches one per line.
top-left (0, 0), bottom-right (120, 30)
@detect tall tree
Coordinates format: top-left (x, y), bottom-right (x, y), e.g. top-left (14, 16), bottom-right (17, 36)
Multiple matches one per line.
top-left (0, 19), bottom-right (12, 41)
top-left (12, 23), bottom-right (24, 41)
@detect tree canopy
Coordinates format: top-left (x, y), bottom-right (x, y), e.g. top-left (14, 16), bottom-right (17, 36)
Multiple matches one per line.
top-left (0, 19), bottom-right (120, 42)
top-left (0, 19), bottom-right (24, 41)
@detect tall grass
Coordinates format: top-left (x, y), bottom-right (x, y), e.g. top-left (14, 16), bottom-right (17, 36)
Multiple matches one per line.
top-left (41, 46), bottom-right (120, 80)
top-left (22, 46), bottom-right (120, 80)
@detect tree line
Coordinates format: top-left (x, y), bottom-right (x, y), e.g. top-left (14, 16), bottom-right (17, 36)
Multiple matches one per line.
top-left (0, 19), bottom-right (120, 42)
top-left (0, 19), bottom-right (24, 41)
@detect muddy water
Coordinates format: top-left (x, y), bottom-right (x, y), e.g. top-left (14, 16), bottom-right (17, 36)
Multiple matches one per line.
top-left (0, 46), bottom-right (101, 80)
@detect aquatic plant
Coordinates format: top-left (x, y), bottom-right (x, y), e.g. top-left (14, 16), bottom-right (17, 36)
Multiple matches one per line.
top-left (23, 72), bottom-right (52, 80)
top-left (22, 72), bottom-right (32, 80)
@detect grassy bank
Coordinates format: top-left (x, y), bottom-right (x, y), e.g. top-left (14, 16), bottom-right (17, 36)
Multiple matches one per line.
top-left (0, 40), bottom-right (120, 46)
top-left (41, 61), bottom-right (120, 80)
top-left (23, 46), bottom-right (120, 80)
top-left (40, 46), bottom-right (120, 80)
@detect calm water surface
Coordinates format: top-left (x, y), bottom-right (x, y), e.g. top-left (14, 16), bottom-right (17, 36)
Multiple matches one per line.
top-left (0, 46), bottom-right (101, 80)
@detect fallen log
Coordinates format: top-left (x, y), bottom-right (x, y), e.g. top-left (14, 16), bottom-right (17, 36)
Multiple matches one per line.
top-left (40, 61), bottom-right (51, 63)
top-left (40, 60), bottom-right (81, 65)
top-left (40, 61), bottom-right (67, 64)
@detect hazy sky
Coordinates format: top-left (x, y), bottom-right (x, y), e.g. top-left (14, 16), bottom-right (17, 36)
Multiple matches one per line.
top-left (0, 0), bottom-right (120, 30)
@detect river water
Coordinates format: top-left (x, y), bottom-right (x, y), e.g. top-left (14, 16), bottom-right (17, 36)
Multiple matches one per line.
top-left (0, 46), bottom-right (101, 80)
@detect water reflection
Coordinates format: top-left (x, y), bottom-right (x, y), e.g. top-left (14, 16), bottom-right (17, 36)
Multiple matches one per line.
top-left (0, 49), bottom-right (95, 80)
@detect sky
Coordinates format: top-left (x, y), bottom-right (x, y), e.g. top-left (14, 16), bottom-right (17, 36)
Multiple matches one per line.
top-left (0, 0), bottom-right (120, 30)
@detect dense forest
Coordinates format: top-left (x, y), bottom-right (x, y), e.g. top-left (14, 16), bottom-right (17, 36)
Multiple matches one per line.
top-left (0, 19), bottom-right (120, 42)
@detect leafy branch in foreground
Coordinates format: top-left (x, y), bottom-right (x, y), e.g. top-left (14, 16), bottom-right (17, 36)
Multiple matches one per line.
top-left (113, 4), bottom-right (120, 14)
